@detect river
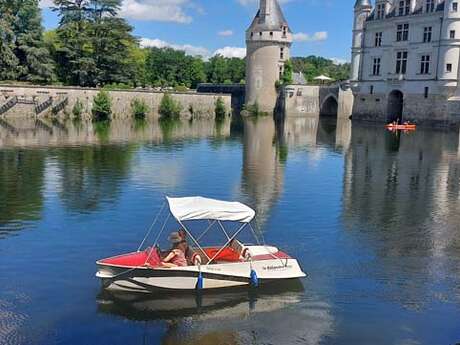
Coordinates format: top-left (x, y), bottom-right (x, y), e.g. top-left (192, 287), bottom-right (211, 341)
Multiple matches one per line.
top-left (0, 116), bottom-right (459, 345)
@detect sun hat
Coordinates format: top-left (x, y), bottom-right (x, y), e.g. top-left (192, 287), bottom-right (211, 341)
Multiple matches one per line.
top-left (168, 232), bottom-right (182, 244)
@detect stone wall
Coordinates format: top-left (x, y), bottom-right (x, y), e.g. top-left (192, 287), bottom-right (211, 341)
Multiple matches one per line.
top-left (283, 84), bottom-right (353, 118)
top-left (352, 92), bottom-right (456, 126)
top-left (0, 85), bottom-right (231, 119)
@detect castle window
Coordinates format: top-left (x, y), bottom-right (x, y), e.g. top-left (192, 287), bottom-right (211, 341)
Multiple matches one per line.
top-left (282, 26), bottom-right (287, 37)
top-left (424, 87), bottom-right (429, 98)
top-left (372, 58), bottom-right (381, 75)
top-left (376, 4), bottom-right (385, 19)
top-left (397, 24), bottom-right (410, 41)
top-left (446, 63), bottom-right (453, 72)
top-left (453, 2), bottom-right (458, 12)
top-left (450, 30), bottom-right (456, 39)
top-left (375, 32), bottom-right (383, 47)
top-left (279, 66), bottom-right (283, 79)
top-left (398, 0), bottom-right (410, 16)
top-left (280, 47), bottom-right (284, 59)
top-left (259, 32), bottom-right (263, 37)
top-left (423, 27), bottom-right (432, 42)
top-left (270, 31), bottom-right (273, 37)
top-left (420, 55), bottom-right (431, 74)
top-left (396, 51), bottom-right (408, 74)
top-left (251, 32), bottom-right (254, 38)
top-left (370, 85), bottom-right (374, 95)
top-left (425, 0), bottom-right (435, 13)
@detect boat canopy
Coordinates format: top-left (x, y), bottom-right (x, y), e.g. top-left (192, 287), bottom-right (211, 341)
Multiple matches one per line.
top-left (166, 196), bottom-right (255, 223)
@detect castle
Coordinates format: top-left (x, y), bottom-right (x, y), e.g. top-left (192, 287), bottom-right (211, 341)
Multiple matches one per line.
top-left (351, 0), bottom-right (460, 125)
top-left (245, 0), bottom-right (293, 113)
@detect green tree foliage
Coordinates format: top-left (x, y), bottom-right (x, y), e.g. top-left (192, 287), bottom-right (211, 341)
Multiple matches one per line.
top-left (205, 55), bottom-right (245, 84)
top-left (72, 98), bottom-right (84, 118)
top-left (145, 47), bottom-right (206, 89)
top-left (130, 98), bottom-right (149, 119)
top-left (0, 0), bottom-right (54, 83)
top-left (281, 59), bottom-right (293, 85)
top-left (159, 93), bottom-right (182, 119)
top-left (52, 0), bottom-right (136, 87)
top-left (92, 90), bottom-right (112, 121)
top-left (214, 97), bottom-right (227, 120)
top-left (291, 56), bottom-right (351, 83)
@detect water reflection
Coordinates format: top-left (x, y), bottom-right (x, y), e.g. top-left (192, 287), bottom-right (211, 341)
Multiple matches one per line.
top-left (0, 150), bottom-right (45, 237)
top-left (241, 118), bottom-right (284, 225)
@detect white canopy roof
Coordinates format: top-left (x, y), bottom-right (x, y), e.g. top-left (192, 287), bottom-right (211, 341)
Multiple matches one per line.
top-left (314, 75), bottom-right (334, 81)
top-left (166, 196), bottom-right (255, 223)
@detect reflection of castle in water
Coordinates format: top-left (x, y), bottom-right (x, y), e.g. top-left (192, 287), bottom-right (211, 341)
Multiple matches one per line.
top-left (342, 125), bottom-right (460, 257)
top-left (240, 116), bottom-right (352, 226)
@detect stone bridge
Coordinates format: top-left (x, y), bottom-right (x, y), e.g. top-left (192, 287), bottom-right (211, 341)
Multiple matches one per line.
top-left (283, 83), bottom-right (354, 118)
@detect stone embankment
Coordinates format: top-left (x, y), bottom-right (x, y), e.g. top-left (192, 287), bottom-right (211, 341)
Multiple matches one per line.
top-left (0, 85), bottom-right (232, 119)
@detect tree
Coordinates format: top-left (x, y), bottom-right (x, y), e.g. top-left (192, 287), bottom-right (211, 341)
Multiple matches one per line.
top-left (0, 10), bottom-right (19, 80)
top-left (53, 0), bottom-right (136, 86)
top-left (291, 56), bottom-right (351, 83)
top-left (0, 0), bottom-right (54, 83)
top-left (281, 59), bottom-right (293, 85)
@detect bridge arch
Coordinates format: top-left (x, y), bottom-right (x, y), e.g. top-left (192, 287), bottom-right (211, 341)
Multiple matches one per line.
top-left (320, 94), bottom-right (338, 117)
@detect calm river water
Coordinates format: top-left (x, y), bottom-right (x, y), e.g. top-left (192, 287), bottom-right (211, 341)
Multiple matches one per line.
top-left (0, 116), bottom-right (459, 345)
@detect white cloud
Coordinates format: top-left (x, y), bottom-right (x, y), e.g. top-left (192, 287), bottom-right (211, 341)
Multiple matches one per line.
top-left (120, 0), bottom-right (193, 23)
top-left (141, 38), bottom-right (246, 59)
top-left (218, 30), bottom-right (234, 37)
top-left (213, 47), bottom-right (246, 59)
top-left (293, 31), bottom-right (328, 42)
top-left (140, 38), bottom-right (210, 57)
top-left (330, 57), bottom-right (349, 65)
top-left (39, 0), bottom-right (54, 8)
top-left (237, 0), bottom-right (291, 5)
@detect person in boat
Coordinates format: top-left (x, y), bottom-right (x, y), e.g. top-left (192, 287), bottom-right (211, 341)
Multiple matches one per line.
top-left (178, 228), bottom-right (194, 261)
top-left (160, 232), bottom-right (188, 268)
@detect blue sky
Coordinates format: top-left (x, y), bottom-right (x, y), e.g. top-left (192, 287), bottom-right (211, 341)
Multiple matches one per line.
top-left (40, 0), bottom-right (355, 63)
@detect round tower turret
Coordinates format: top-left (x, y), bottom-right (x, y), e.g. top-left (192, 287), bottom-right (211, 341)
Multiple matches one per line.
top-left (351, 0), bottom-right (372, 82)
top-left (245, 0), bottom-right (293, 113)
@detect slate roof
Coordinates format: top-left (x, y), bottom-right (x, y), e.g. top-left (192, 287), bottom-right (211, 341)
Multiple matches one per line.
top-left (248, 0), bottom-right (291, 32)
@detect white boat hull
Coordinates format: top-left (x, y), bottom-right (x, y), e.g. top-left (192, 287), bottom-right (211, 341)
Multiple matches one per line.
top-left (97, 258), bottom-right (306, 293)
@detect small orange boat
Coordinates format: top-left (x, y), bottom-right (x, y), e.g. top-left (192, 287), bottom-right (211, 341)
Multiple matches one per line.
top-left (385, 123), bottom-right (416, 131)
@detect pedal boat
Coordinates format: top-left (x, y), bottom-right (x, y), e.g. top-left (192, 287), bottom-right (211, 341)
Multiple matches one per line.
top-left (96, 196), bottom-right (306, 293)
top-left (385, 123), bottom-right (417, 131)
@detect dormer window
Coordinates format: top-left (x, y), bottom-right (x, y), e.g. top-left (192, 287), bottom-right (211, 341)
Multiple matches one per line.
top-left (398, 0), bottom-right (410, 16)
top-left (425, 0), bottom-right (435, 13)
top-left (251, 32), bottom-right (254, 38)
top-left (376, 4), bottom-right (385, 19)
top-left (259, 32), bottom-right (263, 37)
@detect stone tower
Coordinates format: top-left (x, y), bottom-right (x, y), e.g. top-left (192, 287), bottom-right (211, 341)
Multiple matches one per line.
top-left (351, 0), bottom-right (372, 82)
top-left (245, 0), bottom-right (292, 113)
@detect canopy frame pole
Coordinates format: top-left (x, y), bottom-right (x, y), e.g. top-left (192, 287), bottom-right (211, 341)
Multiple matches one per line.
top-left (251, 220), bottom-right (286, 264)
top-left (248, 222), bottom-right (261, 245)
top-left (207, 223), bottom-right (247, 265)
top-left (137, 202), bottom-right (166, 252)
top-left (144, 213), bottom-right (170, 265)
top-left (217, 220), bottom-right (231, 241)
top-left (196, 220), bottom-right (216, 242)
top-left (177, 220), bottom-right (211, 262)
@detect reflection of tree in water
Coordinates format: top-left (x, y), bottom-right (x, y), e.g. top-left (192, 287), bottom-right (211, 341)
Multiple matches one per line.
top-left (56, 145), bottom-right (135, 212)
top-left (0, 150), bottom-right (45, 235)
top-left (159, 118), bottom-right (183, 144)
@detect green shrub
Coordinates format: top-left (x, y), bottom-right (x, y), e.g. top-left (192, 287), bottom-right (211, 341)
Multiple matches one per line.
top-left (159, 93), bottom-right (182, 119)
top-left (103, 83), bottom-right (132, 90)
top-left (131, 98), bottom-right (149, 119)
top-left (92, 90), bottom-right (112, 122)
top-left (243, 102), bottom-right (267, 117)
top-left (174, 85), bottom-right (188, 92)
top-left (215, 97), bottom-right (227, 120)
top-left (72, 99), bottom-right (84, 118)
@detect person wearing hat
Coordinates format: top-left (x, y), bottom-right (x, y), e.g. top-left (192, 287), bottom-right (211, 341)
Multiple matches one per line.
top-left (160, 232), bottom-right (188, 268)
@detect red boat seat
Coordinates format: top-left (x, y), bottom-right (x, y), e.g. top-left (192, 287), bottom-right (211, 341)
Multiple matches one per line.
top-left (100, 248), bottom-right (161, 268)
top-left (203, 247), bottom-right (241, 262)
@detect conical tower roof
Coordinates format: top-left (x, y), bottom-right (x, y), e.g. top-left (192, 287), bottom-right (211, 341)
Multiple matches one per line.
top-left (247, 0), bottom-right (291, 32)
top-left (354, 0), bottom-right (372, 8)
